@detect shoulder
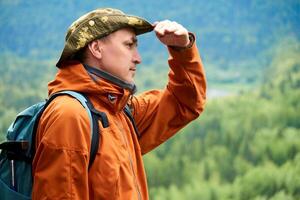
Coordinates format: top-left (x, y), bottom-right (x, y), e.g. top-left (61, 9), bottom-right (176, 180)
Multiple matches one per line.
top-left (45, 95), bottom-right (89, 120)
top-left (39, 94), bottom-right (91, 135)
top-left (37, 95), bottom-right (91, 151)
top-left (130, 89), bottom-right (164, 117)
top-left (134, 90), bottom-right (163, 104)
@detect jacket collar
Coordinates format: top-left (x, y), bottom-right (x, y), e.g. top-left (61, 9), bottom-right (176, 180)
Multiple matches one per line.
top-left (48, 61), bottom-right (134, 113)
top-left (83, 64), bottom-right (137, 94)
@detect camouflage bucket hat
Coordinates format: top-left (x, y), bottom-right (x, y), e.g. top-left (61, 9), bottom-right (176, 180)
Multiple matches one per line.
top-left (56, 8), bottom-right (153, 67)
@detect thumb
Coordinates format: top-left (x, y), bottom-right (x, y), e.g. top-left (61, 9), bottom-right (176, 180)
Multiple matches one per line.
top-left (152, 21), bottom-right (159, 27)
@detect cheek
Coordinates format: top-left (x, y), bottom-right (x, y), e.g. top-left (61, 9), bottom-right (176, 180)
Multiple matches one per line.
top-left (111, 51), bottom-right (132, 69)
top-left (101, 48), bottom-right (132, 77)
top-left (102, 56), bottom-right (127, 77)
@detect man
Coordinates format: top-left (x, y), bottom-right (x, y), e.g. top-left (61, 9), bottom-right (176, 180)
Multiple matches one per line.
top-left (32, 8), bottom-right (206, 199)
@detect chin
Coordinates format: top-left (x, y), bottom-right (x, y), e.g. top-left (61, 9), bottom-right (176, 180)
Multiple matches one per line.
top-left (127, 79), bottom-right (135, 84)
top-left (125, 76), bottom-right (135, 84)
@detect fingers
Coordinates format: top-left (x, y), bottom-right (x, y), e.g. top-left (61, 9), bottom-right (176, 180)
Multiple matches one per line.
top-left (152, 21), bottom-right (159, 26)
top-left (153, 20), bottom-right (190, 47)
top-left (173, 24), bottom-right (187, 36)
top-left (153, 20), bottom-right (187, 37)
top-left (154, 20), bottom-right (175, 36)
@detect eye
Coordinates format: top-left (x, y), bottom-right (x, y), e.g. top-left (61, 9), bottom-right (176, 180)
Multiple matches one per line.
top-left (125, 42), bottom-right (137, 49)
top-left (127, 43), bottom-right (133, 47)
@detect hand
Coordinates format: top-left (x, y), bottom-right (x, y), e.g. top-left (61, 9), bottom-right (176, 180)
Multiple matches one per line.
top-left (153, 20), bottom-right (190, 48)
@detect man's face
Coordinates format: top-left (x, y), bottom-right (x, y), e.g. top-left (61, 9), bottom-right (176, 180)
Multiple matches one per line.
top-left (97, 28), bottom-right (141, 84)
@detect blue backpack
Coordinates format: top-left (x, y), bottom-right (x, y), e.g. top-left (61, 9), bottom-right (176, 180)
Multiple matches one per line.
top-left (0, 91), bottom-right (138, 200)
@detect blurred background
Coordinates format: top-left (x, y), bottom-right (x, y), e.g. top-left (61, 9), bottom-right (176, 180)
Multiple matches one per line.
top-left (0, 0), bottom-right (299, 199)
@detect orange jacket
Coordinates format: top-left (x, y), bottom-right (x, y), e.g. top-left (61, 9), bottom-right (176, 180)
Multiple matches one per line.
top-left (32, 41), bottom-right (206, 200)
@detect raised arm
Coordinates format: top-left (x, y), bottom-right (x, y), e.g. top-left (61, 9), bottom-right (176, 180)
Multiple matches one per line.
top-left (131, 20), bottom-right (207, 154)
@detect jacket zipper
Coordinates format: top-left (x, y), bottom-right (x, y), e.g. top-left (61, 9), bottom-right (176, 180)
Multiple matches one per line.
top-left (117, 119), bottom-right (142, 200)
top-left (127, 150), bottom-right (142, 200)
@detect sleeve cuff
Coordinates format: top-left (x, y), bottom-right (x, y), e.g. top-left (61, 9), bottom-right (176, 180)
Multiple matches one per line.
top-left (168, 33), bottom-right (195, 51)
top-left (167, 33), bottom-right (199, 61)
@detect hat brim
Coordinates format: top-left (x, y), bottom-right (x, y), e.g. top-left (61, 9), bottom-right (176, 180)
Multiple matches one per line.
top-left (56, 15), bottom-right (153, 67)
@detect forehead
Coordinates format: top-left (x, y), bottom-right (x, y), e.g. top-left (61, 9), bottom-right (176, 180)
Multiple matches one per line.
top-left (108, 28), bottom-right (137, 41)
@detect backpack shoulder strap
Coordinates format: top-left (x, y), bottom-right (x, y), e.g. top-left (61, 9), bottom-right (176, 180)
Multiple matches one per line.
top-left (33, 91), bottom-right (106, 169)
top-left (123, 105), bottom-right (140, 138)
top-left (78, 93), bottom-right (109, 169)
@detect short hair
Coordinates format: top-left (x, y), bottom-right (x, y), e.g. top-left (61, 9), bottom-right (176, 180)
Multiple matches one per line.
top-left (73, 46), bottom-right (88, 63)
top-left (72, 36), bottom-right (110, 63)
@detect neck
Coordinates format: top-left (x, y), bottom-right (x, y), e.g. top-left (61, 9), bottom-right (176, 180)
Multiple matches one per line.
top-left (83, 64), bottom-right (137, 94)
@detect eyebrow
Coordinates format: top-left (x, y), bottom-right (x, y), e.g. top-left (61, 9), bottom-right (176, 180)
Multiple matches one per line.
top-left (132, 37), bottom-right (138, 43)
top-left (125, 36), bottom-right (138, 44)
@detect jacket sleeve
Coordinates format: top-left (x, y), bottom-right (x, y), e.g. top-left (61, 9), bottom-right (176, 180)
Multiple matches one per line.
top-left (32, 97), bottom-right (91, 200)
top-left (131, 35), bottom-right (207, 155)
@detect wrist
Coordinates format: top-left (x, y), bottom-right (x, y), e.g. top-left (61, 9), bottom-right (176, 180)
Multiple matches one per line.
top-left (169, 33), bottom-right (195, 51)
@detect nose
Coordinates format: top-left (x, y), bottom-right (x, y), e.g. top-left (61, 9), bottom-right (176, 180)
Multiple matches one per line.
top-left (133, 49), bottom-right (142, 64)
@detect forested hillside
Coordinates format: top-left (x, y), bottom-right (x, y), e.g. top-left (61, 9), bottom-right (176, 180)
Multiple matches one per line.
top-left (143, 39), bottom-right (300, 200)
top-left (0, 1), bottom-right (300, 199)
top-left (1, 0), bottom-right (299, 85)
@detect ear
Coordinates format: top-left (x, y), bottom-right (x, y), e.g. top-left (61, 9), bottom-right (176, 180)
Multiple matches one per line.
top-left (87, 40), bottom-right (102, 59)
